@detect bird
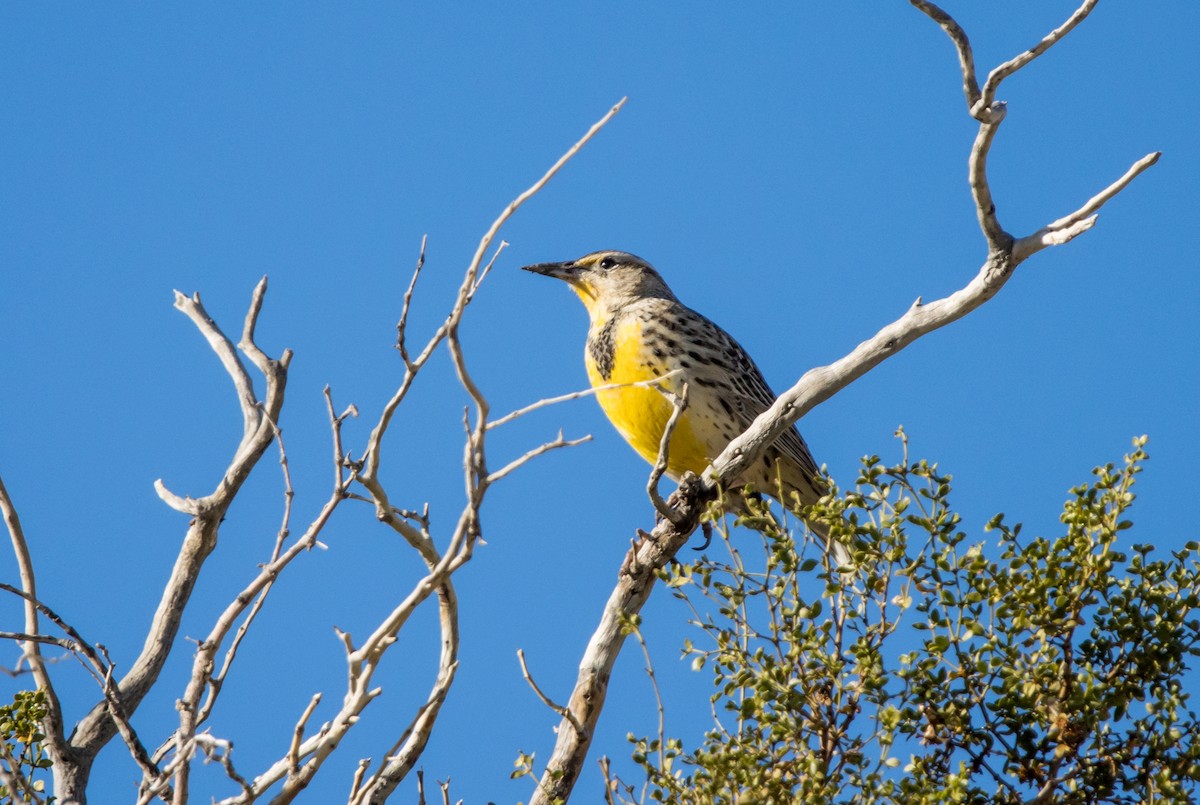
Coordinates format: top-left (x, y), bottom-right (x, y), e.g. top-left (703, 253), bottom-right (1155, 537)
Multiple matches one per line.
top-left (523, 250), bottom-right (839, 556)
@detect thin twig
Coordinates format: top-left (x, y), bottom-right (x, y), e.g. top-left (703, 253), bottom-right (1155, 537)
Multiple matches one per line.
top-left (361, 98), bottom-right (627, 486)
top-left (628, 626), bottom-right (667, 775)
top-left (487, 371), bottom-right (683, 431)
top-left (0, 475), bottom-right (64, 747)
top-left (487, 430), bottom-right (592, 484)
top-left (979, 0), bottom-right (1099, 109)
top-left (348, 759), bottom-right (371, 803)
top-left (335, 138), bottom-right (630, 805)
top-left (0, 631), bottom-right (77, 652)
top-left (265, 413), bottom-right (296, 562)
top-left (396, 236), bottom-right (428, 371)
top-left (470, 240), bottom-right (507, 300)
top-left (529, 8), bottom-right (1160, 803)
top-left (324, 384), bottom-right (356, 501)
top-left (1013, 151), bottom-right (1161, 261)
top-left (0, 584), bottom-right (165, 795)
top-left (647, 383), bottom-right (689, 524)
top-left (72, 278), bottom-right (291, 796)
top-left (238, 276), bottom-right (274, 372)
top-left (350, 660), bottom-right (461, 805)
top-left (288, 694), bottom-right (323, 778)
top-left (194, 733), bottom-right (252, 797)
top-left (517, 649), bottom-right (584, 736)
top-left (908, 0), bottom-right (980, 108)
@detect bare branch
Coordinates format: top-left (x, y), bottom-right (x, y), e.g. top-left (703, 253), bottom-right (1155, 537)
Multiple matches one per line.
top-left (913, 0), bottom-right (1009, 245)
top-left (288, 694), bottom-right (323, 780)
top-left (529, 477), bottom-right (709, 805)
top-left (348, 759), bottom-right (371, 803)
top-left (487, 371), bottom-right (682, 431)
top-left (280, 102), bottom-right (627, 802)
top-left (0, 631), bottom-right (77, 652)
top-left (486, 430), bottom-right (592, 485)
top-left (530, 9), bottom-right (1159, 803)
top-left (914, 1), bottom-right (1107, 249)
top-left (396, 236), bottom-right (428, 371)
top-left (152, 480), bottom-right (201, 515)
top-left (629, 626), bottom-right (667, 777)
top-left (466, 97), bottom-right (626, 282)
top-left (908, 0), bottom-right (980, 109)
top-left (1013, 151), bottom-right (1161, 262)
top-left (166, 449), bottom-right (348, 793)
top-left (194, 733), bottom-right (252, 798)
top-left (238, 276), bottom-right (274, 373)
top-left (980, 0), bottom-right (1099, 109)
top-left (217, 558), bottom-right (452, 803)
top-left (324, 386), bottom-right (357, 491)
top-left (0, 586), bottom-right (104, 679)
top-left (469, 239), bottom-right (507, 300)
top-left (93, 656), bottom-right (165, 800)
top-left (264, 414), bottom-right (296, 561)
top-left (0, 584), bottom-right (165, 797)
top-left (517, 649), bottom-right (583, 736)
top-left (0, 475), bottom-right (64, 755)
top-left (360, 98), bottom-right (626, 489)
top-left (172, 289), bottom-right (259, 445)
top-left (351, 658), bottom-right (461, 805)
top-left (63, 281), bottom-right (290, 801)
top-left (966, 110), bottom-right (1009, 248)
top-left (0, 653), bottom-right (70, 678)
top-left (647, 383), bottom-right (689, 524)
top-left (911, 0), bottom-right (1099, 120)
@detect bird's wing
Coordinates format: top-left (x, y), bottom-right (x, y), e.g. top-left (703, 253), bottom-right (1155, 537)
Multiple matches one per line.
top-left (688, 308), bottom-right (823, 484)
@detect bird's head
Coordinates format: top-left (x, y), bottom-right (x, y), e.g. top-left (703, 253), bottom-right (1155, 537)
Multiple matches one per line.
top-left (522, 250), bottom-right (676, 318)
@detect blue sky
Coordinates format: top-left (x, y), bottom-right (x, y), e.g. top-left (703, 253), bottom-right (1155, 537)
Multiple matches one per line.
top-left (1, 3), bottom-right (1197, 802)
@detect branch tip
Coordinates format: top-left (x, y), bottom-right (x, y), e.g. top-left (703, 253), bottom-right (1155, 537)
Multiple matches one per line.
top-left (153, 479), bottom-right (200, 515)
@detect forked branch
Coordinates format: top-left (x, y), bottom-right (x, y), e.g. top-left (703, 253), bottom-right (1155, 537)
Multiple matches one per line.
top-left (58, 278), bottom-right (290, 803)
top-left (213, 99), bottom-right (624, 805)
top-left (528, 5), bottom-right (1159, 803)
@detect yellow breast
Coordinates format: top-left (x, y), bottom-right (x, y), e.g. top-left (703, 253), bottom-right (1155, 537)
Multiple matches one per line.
top-left (584, 315), bottom-right (712, 479)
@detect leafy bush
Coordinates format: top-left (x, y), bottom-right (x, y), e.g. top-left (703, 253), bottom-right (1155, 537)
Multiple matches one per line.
top-left (615, 435), bottom-right (1200, 804)
top-left (0, 689), bottom-right (54, 803)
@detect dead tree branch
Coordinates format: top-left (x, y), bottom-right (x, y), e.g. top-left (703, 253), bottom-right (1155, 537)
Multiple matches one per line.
top-left (138, 401), bottom-right (352, 805)
top-left (528, 5), bottom-right (1158, 802)
top-left (344, 101), bottom-right (626, 805)
top-left (210, 99), bottom-right (623, 805)
top-left (647, 383), bottom-right (689, 524)
top-left (517, 649), bottom-right (584, 736)
top-left (0, 476), bottom-right (65, 774)
top-left (0, 584), bottom-right (164, 800)
top-left (34, 278), bottom-right (293, 803)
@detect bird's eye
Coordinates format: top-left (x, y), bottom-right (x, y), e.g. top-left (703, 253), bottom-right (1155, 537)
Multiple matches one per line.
top-left (599, 257), bottom-right (617, 270)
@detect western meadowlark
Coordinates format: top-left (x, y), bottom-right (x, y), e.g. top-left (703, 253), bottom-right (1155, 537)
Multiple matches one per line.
top-left (523, 250), bottom-right (831, 533)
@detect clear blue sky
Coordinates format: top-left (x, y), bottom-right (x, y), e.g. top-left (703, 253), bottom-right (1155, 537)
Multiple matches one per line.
top-left (2, 3), bottom-right (1196, 802)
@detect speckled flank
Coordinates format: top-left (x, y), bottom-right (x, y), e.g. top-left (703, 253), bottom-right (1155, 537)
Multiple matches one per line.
top-left (587, 315), bottom-right (618, 381)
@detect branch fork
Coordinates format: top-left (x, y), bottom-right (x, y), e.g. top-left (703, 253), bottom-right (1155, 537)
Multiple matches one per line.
top-left (528, 4), bottom-right (1160, 802)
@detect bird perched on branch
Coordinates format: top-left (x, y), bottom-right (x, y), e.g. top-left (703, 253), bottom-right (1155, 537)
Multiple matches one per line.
top-left (523, 250), bottom-right (840, 558)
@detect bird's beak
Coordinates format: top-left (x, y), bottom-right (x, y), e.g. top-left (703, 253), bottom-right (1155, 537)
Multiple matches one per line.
top-left (521, 261), bottom-right (580, 282)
